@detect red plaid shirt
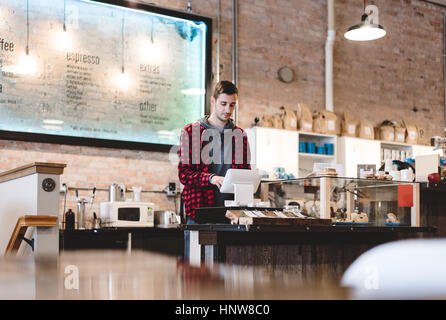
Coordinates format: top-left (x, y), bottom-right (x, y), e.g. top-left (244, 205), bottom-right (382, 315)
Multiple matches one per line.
top-left (178, 121), bottom-right (251, 220)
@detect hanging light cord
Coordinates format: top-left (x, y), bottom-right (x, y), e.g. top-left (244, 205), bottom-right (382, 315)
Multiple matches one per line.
top-left (362, 0), bottom-right (376, 22)
top-left (150, 18), bottom-right (154, 44)
top-left (121, 13), bottom-right (125, 73)
top-left (26, 0), bottom-right (29, 55)
top-left (362, 0), bottom-right (371, 21)
top-left (63, 0), bottom-right (67, 31)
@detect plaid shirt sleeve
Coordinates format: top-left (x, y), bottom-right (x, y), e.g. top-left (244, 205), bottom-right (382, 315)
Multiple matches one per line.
top-left (178, 124), bottom-right (213, 187)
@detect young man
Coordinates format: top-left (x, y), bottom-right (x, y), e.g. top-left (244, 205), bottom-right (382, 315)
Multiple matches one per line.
top-left (178, 80), bottom-right (251, 224)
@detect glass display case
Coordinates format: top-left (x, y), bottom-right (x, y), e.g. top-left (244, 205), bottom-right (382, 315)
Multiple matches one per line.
top-left (259, 177), bottom-right (420, 227)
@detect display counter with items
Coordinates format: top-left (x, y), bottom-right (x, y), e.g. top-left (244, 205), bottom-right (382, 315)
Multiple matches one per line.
top-left (187, 177), bottom-right (434, 279)
top-left (259, 176), bottom-right (420, 227)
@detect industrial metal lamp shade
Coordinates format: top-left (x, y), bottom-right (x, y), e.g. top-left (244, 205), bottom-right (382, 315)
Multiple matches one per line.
top-left (344, 22), bottom-right (386, 41)
top-left (344, 4), bottom-right (386, 41)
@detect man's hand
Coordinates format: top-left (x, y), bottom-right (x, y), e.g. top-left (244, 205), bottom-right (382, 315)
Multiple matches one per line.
top-left (210, 175), bottom-right (225, 189)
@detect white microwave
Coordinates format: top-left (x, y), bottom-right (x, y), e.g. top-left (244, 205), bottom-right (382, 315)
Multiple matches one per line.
top-left (100, 201), bottom-right (155, 227)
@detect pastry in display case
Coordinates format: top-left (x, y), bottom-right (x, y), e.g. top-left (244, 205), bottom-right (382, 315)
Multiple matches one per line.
top-left (224, 209), bottom-right (331, 226)
top-left (259, 176), bottom-right (420, 227)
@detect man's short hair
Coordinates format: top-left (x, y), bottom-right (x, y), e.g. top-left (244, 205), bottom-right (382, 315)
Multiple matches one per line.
top-left (213, 80), bottom-right (238, 99)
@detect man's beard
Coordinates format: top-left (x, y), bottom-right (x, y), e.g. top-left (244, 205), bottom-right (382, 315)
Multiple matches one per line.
top-left (217, 114), bottom-right (231, 123)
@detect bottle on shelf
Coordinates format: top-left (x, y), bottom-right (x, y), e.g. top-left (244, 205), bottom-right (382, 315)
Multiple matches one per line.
top-left (65, 209), bottom-right (75, 230)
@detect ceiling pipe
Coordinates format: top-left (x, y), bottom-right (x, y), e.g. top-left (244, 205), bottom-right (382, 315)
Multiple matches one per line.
top-left (232, 0), bottom-right (239, 125)
top-left (443, 12), bottom-right (446, 129)
top-left (216, 0), bottom-right (221, 83)
top-left (325, 0), bottom-right (335, 112)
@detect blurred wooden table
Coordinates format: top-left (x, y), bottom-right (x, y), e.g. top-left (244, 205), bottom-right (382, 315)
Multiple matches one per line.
top-left (0, 250), bottom-right (349, 300)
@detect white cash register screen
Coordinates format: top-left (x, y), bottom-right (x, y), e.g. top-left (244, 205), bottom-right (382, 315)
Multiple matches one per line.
top-left (220, 169), bottom-right (261, 194)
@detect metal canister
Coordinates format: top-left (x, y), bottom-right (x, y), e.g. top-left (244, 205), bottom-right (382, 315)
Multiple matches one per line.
top-left (109, 184), bottom-right (117, 202)
top-left (109, 183), bottom-right (125, 202)
top-left (117, 184), bottom-right (126, 201)
top-left (77, 199), bottom-right (88, 229)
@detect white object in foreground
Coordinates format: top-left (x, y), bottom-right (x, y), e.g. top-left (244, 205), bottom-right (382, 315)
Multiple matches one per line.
top-left (341, 238), bottom-right (446, 299)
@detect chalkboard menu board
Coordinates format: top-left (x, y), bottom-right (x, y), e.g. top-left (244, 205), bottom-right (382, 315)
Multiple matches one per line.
top-left (0, 0), bottom-right (212, 150)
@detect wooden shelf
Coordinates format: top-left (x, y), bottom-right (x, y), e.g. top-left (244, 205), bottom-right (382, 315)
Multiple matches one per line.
top-left (381, 141), bottom-right (412, 148)
top-left (298, 131), bottom-right (337, 139)
top-left (299, 153), bottom-right (335, 159)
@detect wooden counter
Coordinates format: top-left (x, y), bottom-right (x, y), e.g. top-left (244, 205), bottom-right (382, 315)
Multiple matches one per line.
top-left (60, 227), bottom-right (184, 257)
top-left (60, 220), bottom-right (437, 283)
top-left (185, 224), bottom-right (436, 281)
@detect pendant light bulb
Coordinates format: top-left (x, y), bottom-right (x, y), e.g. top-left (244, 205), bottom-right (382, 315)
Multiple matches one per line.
top-left (141, 41), bottom-right (162, 63)
top-left (54, 28), bottom-right (72, 51)
top-left (115, 68), bottom-right (130, 91)
top-left (4, 51), bottom-right (38, 75)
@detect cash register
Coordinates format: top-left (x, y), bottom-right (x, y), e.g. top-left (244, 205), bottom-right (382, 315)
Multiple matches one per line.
top-left (194, 169), bottom-right (263, 223)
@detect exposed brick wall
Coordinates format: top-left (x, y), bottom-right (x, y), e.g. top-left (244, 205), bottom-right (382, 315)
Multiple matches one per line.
top-left (0, 0), bottom-right (444, 222)
top-left (333, 0), bottom-right (444, 142)
top-left (0, 139), bottom-right (180, 226)
top-left (236, 0), bottom-right (445, 138)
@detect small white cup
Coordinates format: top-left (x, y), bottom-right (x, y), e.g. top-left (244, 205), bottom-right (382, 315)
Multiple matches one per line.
top-left (400, 169), bottom-right (414, 182)
top-left (389, 170), bottom-right (401, 181)
top-left (132, 186), bottom-right (142, 202)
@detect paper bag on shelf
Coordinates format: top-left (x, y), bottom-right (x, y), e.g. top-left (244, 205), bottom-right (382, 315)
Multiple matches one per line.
top-left (379, 121), bottom-right (395, 142)
top-left (403, 120), bottom-right (418, 144)
top-left (417, 126), bottom-right (428, 145)
top-left (313, 110), bottom-right (337, 135)
top-left (271, 113), bottom-right (284, 129)
top-left (280, 106), bottom-right (298, 130)
top-left (394, 121), bottom-right (406, 143)
top-left (341, 112), bottom-right (358, 137)
top-left (297, 103), bottom-right (313, 132)
top-left (325, 111), bottom-right (337, 135)
top-left (374, 127), bottom-right (380, 140)
top-left (258, 115), bottom-right (273, 128)
top-left (359, 120), bottom-right (375, 139)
